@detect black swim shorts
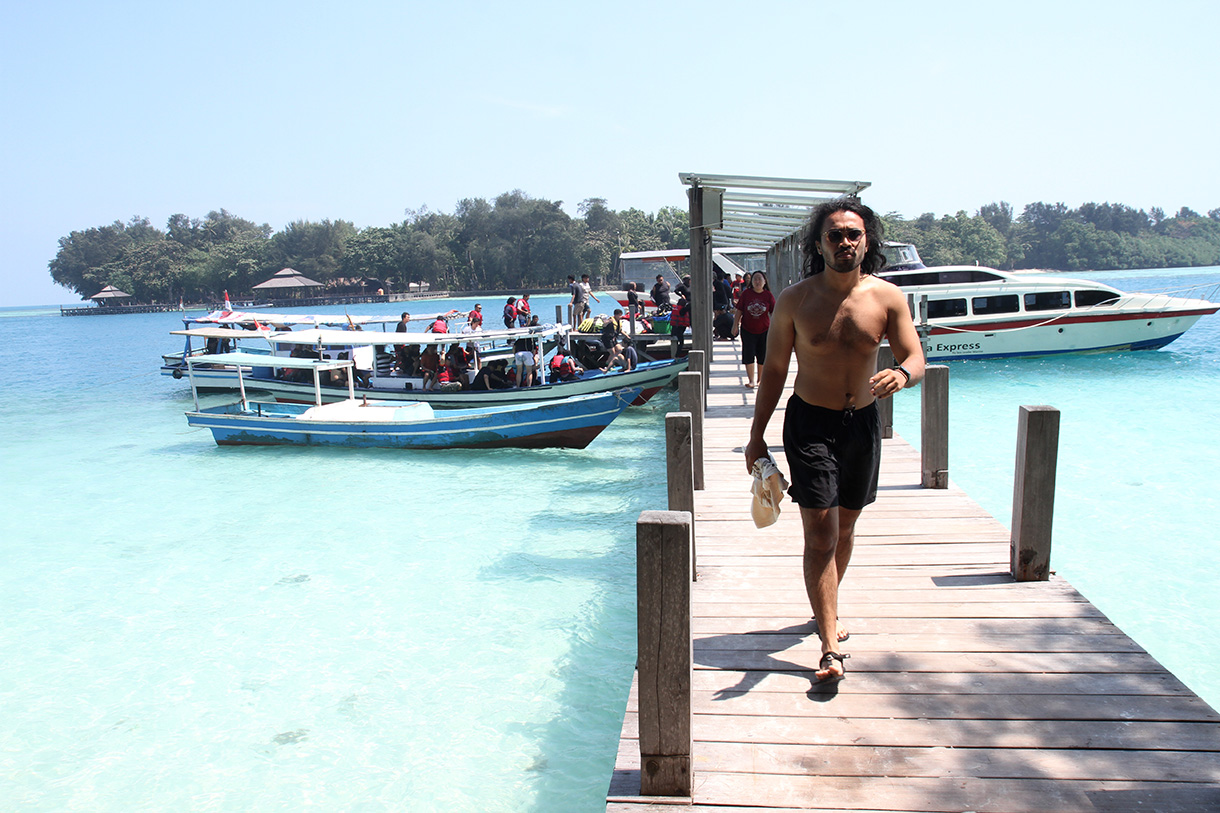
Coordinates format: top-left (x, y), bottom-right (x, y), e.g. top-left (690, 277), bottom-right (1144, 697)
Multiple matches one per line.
top-left (782, 395), bottom-right (882, 511)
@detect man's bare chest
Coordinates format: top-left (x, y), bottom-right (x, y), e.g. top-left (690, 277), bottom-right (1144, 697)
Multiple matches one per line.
top-left (799, 297), bottom-right (886, 351)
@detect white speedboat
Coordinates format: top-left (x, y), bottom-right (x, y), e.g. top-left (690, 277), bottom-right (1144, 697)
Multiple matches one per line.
top-left (880, 245), bottom-right (1219, 360)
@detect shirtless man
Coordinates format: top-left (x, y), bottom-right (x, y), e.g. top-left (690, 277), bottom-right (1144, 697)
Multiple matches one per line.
top-left (744, 199), bottom-right (926, 682)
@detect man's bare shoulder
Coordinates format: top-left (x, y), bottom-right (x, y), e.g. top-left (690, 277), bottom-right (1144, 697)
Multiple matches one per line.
top-left (861, 274), bottom-right (907, 305)
top-left (775, 276), bottom-right (818, 306)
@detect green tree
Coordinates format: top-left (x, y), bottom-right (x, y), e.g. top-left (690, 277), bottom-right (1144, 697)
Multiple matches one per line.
top-left (267, 219), bottom-right (357, 283)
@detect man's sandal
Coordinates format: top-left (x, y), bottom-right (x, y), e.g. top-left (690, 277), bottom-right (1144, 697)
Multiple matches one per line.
top-left (817, 651), bottom-right (849, 682)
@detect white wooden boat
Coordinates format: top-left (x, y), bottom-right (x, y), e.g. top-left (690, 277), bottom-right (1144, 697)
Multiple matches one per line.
top-left (166, 322), bottom-right (685, 407)
top-left (184, 352), bottom-right (641, 449)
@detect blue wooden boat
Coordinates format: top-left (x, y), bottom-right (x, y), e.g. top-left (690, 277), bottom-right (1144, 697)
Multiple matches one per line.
top-left (184, 352), bottom-right (641, 449)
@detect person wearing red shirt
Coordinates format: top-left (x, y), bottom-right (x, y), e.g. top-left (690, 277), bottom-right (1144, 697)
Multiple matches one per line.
top-left (732, 271), bottom-right (777, 389)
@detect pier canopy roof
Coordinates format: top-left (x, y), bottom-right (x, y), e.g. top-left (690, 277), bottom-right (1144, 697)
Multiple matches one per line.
top-left (678, 172), bottom-right (871, 249)
top-left (90, 284), bottom-right (132, 301)
top-left (252, 267), bottom-right (323, 291)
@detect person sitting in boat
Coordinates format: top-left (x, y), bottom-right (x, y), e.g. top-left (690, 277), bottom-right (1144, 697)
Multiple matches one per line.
top-left (503, 297), bottom-right (518, 328)
top-left (398, 344), bottom-right (421, 376)
top-left (447, 342), bottom-right (472, 389)
top-left (329, 352), bottom-right (352, 387)
top-left (426, 316), bottom-right (448, 334)
top-left (419, 345), bottom-right (440, 390)
top-left (516, 293), bottom-right (532, 327)
top-left (603, 335), bottom-right (638, 372)
top-left (513, 336), bottom-right (537, 388)
top-left (549, 353), bottom-right (584, 382)
top-left (283, 344), bottom-right (320, 381)
top-left (472, 359), bottom-right (512, 390)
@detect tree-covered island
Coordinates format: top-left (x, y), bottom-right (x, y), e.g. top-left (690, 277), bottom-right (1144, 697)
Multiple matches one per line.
top-left (48, 193), bottom-right (1220, 303)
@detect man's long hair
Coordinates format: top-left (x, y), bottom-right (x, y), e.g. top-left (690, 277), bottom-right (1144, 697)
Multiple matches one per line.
top-left (801, 198), bottom-right (887, 277)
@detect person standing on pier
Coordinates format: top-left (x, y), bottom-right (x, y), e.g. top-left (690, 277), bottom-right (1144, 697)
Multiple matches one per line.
top-left (744, 199), bottom-right (925, 682)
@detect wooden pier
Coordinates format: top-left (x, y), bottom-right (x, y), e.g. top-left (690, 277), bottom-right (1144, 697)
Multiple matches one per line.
top-left (607, 345), bottom-right (1220, 812)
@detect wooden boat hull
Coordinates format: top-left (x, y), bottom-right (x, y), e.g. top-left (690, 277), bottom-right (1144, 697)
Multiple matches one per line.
top-left (185, 388), bottom-right (642, 450)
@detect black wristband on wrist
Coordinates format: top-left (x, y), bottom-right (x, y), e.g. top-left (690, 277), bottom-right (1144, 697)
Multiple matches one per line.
top-left (892, 364), bottom-right (911, 383)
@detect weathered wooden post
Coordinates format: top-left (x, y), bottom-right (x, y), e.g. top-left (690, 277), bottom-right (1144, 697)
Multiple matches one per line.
top-left (1011, 406), bottom-right (1060, 581)
top-left (667, 411), bottom-right (696, 580)
top-left (555, 305), bottom-right (563, 325)
top-left (636, 509), bottom-right (693, 798)
top-left (686, 349), bottom-right (706, 403)
top-left (876, 345), bottom-right (895, 439)
top-left (677, 371), bottom-right (704, 491)
top-left (688, 187), bottom-right (713, 381)
top-left (921, 364), bottom-right (949, 488)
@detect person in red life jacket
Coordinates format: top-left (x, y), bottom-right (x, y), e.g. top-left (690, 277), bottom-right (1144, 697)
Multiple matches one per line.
top-left (503, 296), bottom-right (518, 328)
top-left (419, 345), bottom-right (440, 390)
top-left (426, 316), bottom-right (448, 334)
top-left (446, 342), bottom-right (471, 389)
top-left (549, 353), bottom-right (584, 382)
top-left (516, 293), bottom-right (532, 327)
top-left (733, 270), bottom-right (777, 390)
top-left (669, 291), bottom-right (692, 351)
top-left (467, 304), bottom-right (483, 330)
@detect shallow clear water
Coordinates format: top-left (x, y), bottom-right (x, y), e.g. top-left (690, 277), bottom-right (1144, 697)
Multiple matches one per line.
top-left (3, 273), bottom-right (1219, 810)
top-left (1, 295), bottom-right (664, 811)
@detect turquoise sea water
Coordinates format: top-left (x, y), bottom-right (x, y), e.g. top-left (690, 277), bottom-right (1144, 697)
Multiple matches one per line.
top-left (2, 272), bottom-right (1219, 810)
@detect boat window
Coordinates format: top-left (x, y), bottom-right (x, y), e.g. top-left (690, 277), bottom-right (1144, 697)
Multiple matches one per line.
top-left (972, 295), bottom-right (1020, 315)
top-left (1075, 290), bottom-right (1120, 307)
top-left (927, 298), bottom-right (967, 318)
top-left (881, 269), bottom-right (1005, 286)
top-left (1024, 291), bottom-right (1071, 311)
top-left (939, 269), bottom-right (1004, 284)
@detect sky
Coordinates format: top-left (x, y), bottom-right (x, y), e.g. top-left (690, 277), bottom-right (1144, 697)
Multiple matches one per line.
top-left (3, 0), bottom-right (1217, 306)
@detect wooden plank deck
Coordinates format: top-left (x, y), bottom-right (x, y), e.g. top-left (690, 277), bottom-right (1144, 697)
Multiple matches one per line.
top-left (607, 344), bottom-right (1220, 812)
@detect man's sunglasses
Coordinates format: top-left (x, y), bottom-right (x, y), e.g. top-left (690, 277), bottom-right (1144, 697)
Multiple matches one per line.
top-left (824, 228), bottom-right (865, 244)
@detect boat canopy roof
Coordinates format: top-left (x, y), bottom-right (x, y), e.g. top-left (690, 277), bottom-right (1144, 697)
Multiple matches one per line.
top-left (188, 309), bottom-right (462, 328)
top-left (172, 323), bottom-right (569, 346)
top-left (186, 352), bottom-right (352, 371)
top-left (172, 327), bottom-right (269, 340)
top-left (260, 324), bottom-right (569, 347)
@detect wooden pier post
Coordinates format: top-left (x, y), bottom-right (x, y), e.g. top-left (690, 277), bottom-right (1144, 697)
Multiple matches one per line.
top-left (685, 349), bottom-right (706, 402)
top-left (555, 305), bottom-right (563, 325)
top-left (876, 346), bottom-right (895, 439)
top-left (677, 371), bottom-right (704, 491)
top-left (921, 364), bottom-right (949, 489)
top-left (666, 412), bottom-right (696, 580)
top-left (1011, 405), bottom-right (1061, 581)
top-left (636, 509), bottom-right (693, 798)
